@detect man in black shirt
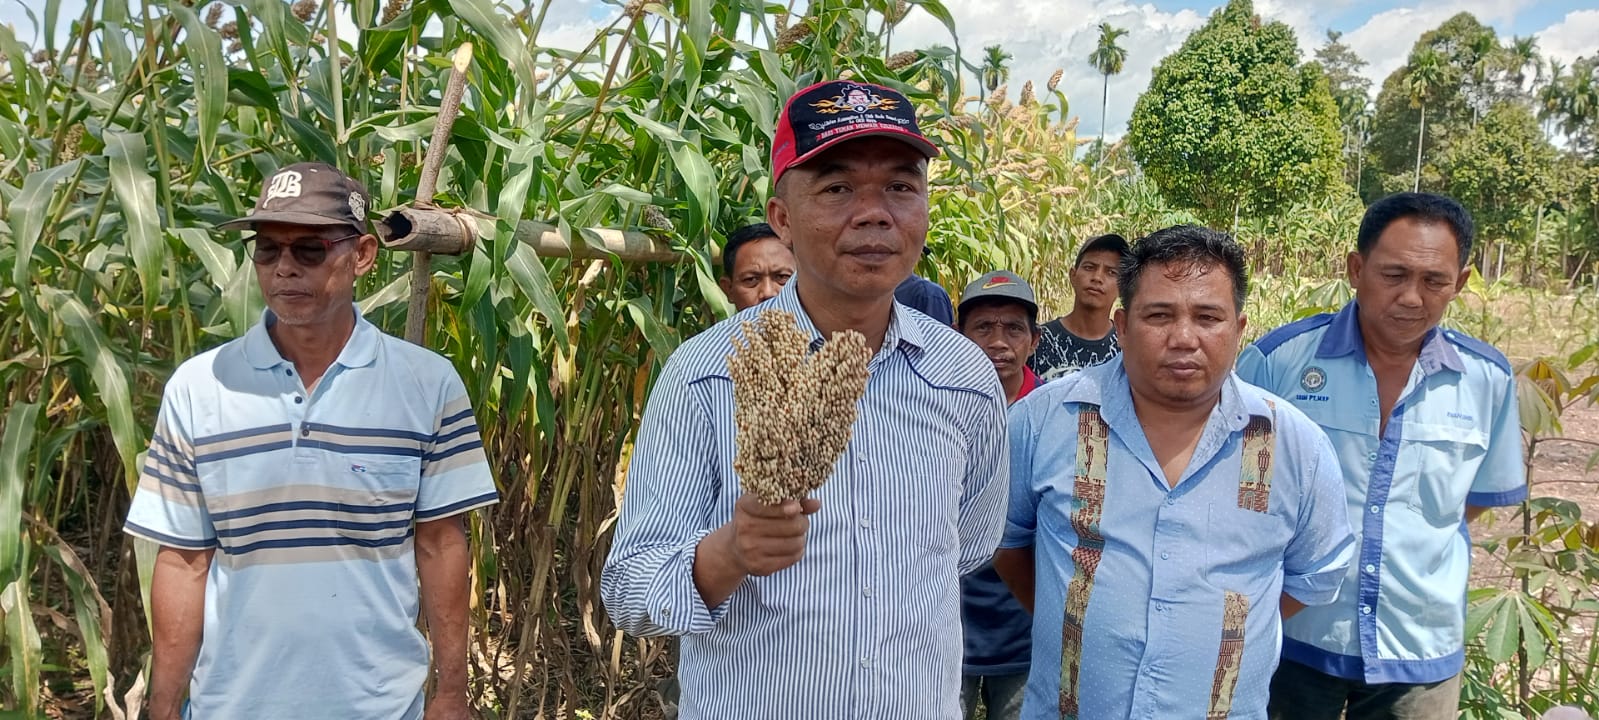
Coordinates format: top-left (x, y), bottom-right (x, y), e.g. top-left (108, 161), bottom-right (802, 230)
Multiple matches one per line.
top-left (1027, 233), bottom-right (1129, 381)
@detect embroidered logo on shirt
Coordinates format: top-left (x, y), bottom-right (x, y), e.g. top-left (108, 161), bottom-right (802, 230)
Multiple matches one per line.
top-left (350, 464), bottom-right (367, 473)
top-left (1237, 404), bottom-right (1275, 513)
top-left (1299, 366), bottom-right (1327, 393)
top-left (1060, 405), bottom-right (1111, 719)
top-left (1207, 591), bottom-right (1250, 719)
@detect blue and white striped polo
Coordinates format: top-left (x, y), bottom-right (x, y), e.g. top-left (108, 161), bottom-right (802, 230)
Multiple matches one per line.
top-left (124, 307), bottom-right (497, 719)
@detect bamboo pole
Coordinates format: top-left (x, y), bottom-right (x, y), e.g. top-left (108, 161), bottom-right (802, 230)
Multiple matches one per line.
top-left (377, 206), bottom-right (682, 263)
top-left (403, 43), bottom-right (473, 346)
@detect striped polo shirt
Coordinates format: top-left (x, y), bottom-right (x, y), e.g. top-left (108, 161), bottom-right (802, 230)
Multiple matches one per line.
top-left (124, 307), bottom-right (497, 719)
top-left (601, 279), bottom-right (1010, 720)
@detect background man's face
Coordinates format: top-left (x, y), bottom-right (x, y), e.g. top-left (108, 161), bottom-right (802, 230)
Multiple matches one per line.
top-left (767, 137), bottom-right (929, 308)
top-left (1114, 261), bottom-right (1246, 410)
top-left (1071, 249), bottom-right (1122, 313)
top-left (719, 236), bottom-right (795, 311)
top-left (1348, 217), bottom-right (1468, 352)
top-left (960, 302), bottom-right (1040, 387)
top-left (251, 221), bottom-right (376, 327)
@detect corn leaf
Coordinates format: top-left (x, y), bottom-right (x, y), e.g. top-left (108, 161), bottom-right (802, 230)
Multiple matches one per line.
top-left (0, 403), bottom-right (40, 588)
top-left (39, 288), bottom-right (141, 489)
top-left (105, 130), bottom-right (166, 309)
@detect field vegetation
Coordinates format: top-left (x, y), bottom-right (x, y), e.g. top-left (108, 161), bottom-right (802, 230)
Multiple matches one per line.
top-left (0, 0), bottom-right (1594, 717)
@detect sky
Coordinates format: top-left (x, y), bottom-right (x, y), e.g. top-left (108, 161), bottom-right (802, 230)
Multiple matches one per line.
top-left (4, 0), bottom-right (1595, 141)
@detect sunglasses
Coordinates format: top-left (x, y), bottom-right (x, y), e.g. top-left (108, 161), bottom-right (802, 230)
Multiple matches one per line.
top-left (250, 234), bottom-right (360, 267)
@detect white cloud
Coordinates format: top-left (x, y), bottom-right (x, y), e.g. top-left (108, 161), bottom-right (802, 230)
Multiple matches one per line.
top-left (892, 1), bottom-right (1208, 142)
top-left (1340, 0), bottom-right (1535, 89)
top-left (1536, 9), bottom-right (1599, 66)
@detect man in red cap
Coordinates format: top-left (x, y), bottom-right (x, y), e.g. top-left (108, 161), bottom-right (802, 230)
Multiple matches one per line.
top-left (604, 80), bottom-right (1009, 719)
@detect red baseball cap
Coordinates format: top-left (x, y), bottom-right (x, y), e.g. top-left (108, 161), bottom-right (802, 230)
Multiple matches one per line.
top-left (770, 79), bottom-right (940, 188)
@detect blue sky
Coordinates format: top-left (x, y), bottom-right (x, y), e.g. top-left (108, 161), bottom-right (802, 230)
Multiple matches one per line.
top-left (4, 0), bottom-right (1595, 139)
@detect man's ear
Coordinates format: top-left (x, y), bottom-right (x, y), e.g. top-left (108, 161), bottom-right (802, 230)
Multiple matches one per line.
top-left (718, 275), bottom-right (733, 294)
top-left (767, 195), bottom-right (789, 242)
top-left (1113, 307), bottom-right (1127, 336)
top-left (354, 234), bottom-right (380, 277)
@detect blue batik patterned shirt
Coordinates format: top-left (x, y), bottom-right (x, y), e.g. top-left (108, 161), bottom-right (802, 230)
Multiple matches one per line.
top-left (601, 280), bottom-right (1009, 720)
top-left (124, 307), bottom-right (498, 719)
top-left (1001, 358), bottom-right (1354, 719)
top-left (1237, 302), bottom-right (1526, 684)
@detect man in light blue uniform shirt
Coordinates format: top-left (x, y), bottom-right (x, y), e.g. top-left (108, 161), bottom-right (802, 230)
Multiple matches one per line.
top-left (601, 80), bottom-right (1008, 720)
top-left (1238, 193), bottom-right (1526, 720)
top-left (995, 225), bottom-right (1355, 719)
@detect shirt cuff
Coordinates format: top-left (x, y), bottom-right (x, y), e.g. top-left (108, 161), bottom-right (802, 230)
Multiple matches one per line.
top-left (644, 528), bottom-right (730, 635)
top-left (1282, 567), bottom-right (1345, 607)
top-left (1466, 486), bottom-right (1527, 508)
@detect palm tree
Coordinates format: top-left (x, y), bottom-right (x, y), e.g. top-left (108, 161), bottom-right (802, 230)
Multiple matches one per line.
top-left (1538, 58), bottom-right (1566, 138)
top-left (1508, 35), bottom-right (1540, 95)
top-left (981, 45), bottom-right (1012, 96)
top-left (1407, 47), bottom-right (1446, 192)
top-left (1088, 23), bottom-right (1129, 167)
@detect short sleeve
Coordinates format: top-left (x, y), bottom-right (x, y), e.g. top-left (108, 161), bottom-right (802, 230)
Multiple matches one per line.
top-left (1466, 373), bottom-right (1527, 507)
top-left (124, 382), bottom-right (217, 549)
top-left (1281, 423), bottom-right (1356, 606)
top-left (415, 370), bottom-right (499, 520)
top-left (999, 395), bottom-right (1041, 549)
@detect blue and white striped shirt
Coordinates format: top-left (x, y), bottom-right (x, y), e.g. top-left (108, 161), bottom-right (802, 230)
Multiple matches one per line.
top-left (601, 280), bottom-right (1009, 720)
top-left (124, 307), bottom-right (498, 719)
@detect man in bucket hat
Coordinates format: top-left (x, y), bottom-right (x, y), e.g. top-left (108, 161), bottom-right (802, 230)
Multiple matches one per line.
top-left (125, 162), bottom-right (497, 720)
top-left (604, 80), bottom-right (1009, 719)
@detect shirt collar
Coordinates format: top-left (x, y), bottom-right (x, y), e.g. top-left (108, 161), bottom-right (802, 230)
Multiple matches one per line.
top-left (1015, 366), bottom-right (1040, 403)
top-left (1058, 356), bottom-right (1254, 434)
top-left (242, 304), bottom-right (379, 371)
top-left (1316, 301), bottom-right (1464, 375)
top-left (770, 279), bottom-right (927, 356)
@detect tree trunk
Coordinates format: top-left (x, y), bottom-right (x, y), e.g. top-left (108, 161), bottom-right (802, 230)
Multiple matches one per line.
top-left (1099, 73), bottom-right (1109, 168)
top-left (1413, 103), bottom-right (1426, 192)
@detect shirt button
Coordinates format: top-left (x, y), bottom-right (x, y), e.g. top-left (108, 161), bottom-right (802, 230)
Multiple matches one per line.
top-left (662, 607), bottom-right (672, 617)
top-left (1160, 552), bottom-right (1170, 560)
top-left (862, 587), bottom-right (873, 598)
top-left (860, 657), bottom-right (871, 668)
top-left (294, 396), bottom-right (304, 404)
top-left (301, 426), bottom-right (311, 437)
top-left (1368, 398), bottom-right (1376, 406)
top-left (1165, 497), bottom-right (1175, 507)
top-left (1361, 605), bottom-right (1373, 615)
top-left (286, 368), bottom-right (294, 376)
top-left (1369, 505), bottom-right (1380, 514)
top-left (1364, 564), bottom-right (1377, 573)
top-left (1367, 452), bottom-right (1377, 462)
top-left (859, 517), bottom-right (871, 529)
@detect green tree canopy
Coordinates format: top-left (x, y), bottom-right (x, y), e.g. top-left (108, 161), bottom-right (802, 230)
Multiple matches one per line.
top-left (1439, 102), bottom-right (1558, 261)
top-left (1365, 13), bottom-right (1503, 196)
top-left (1126, 0), bottom-right (1342, 227)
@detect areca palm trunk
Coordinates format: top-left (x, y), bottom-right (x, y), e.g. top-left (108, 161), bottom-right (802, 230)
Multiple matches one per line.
top-left (1413, 102), bottom-right (1426, 192)
top-left (1100, 72), bottom-right (1110, 167)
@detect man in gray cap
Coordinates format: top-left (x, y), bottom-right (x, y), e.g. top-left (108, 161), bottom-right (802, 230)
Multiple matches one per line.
top-left (959, 270), bottom-right (1043, 405)
top-left (954, 270), bottom-right (1041, 720)
top-left (125, 162), bottom-right (497, 720)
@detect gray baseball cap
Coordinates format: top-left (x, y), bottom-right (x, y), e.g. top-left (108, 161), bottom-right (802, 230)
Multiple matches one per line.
top-left (215, 162), bottom-right (371, 237)
top-left (958, 270), bottom-right (1038, 321)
